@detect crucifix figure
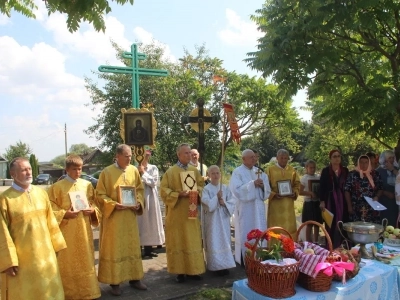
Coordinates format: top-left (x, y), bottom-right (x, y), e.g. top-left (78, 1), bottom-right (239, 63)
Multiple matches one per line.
top-left (98, 43), bottom-right (168, 109)
top-left (181, 98), bottom-right (219, 176)
top-left (255, 168), bottom-right (263, 179)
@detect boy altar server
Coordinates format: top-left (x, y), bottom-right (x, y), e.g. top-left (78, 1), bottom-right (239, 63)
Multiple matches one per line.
top-left (47, 155), bottom-right (101, 300)
top-left (201, 165), bottom-right (236, 275)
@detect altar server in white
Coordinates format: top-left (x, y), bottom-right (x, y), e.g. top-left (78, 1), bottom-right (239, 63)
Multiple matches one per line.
top-left (137, 150), bottom-right (165, 258)
top-left (229, 149), bottom-right (271, 265)
top-left (201, 165), bottom-right (236, 275)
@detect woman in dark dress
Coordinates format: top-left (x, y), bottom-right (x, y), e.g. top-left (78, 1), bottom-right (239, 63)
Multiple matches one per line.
top-left (344, 155), bottom-right (383, 223)
top-left (377, 150), bottom-right (399, 226)
top-left (319, 150), bottom-right (349, 248)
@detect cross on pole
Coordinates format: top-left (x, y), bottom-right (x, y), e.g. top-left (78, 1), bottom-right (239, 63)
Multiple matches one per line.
top-left (182, 98), bottom-right (219, 176)
top-left (98, 43), bottom-right (168, 109)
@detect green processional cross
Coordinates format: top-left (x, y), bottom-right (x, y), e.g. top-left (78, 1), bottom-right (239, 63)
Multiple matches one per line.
top-left (98, 43), bottom-right (168, 109)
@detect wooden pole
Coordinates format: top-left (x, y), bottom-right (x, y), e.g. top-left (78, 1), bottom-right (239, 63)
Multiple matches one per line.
top-left (220, 107), bottom-right (227, 191)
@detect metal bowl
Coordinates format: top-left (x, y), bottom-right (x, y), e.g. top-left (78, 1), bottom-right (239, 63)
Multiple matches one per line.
top-left (340, 221), bottom-right (384, 244)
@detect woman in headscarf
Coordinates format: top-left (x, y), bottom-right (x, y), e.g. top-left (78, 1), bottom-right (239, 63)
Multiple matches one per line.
top-left (344, 155), bottom-right (383, 224)
top-left (377, 150), bottom-right (399, 226)
top-left (319, 150), bottom-right (349, 248)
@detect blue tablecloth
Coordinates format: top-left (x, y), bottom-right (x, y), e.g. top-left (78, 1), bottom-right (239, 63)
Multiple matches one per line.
top-left (232, 260), bottom-right (400, 300)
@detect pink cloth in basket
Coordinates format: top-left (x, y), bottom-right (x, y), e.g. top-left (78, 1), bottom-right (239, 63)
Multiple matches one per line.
top-left (294, 242), bottom-right (329, 278)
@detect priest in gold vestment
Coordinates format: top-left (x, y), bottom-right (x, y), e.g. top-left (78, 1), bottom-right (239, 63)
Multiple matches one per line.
top-left (160, 143), bottom-right (205, 283)
top-left (96, 144), bottom-right (146, 296)
top-left (0, 157), bottom-right (66, 300)
top-left (266, 149), bottom-right (301, 237)
top-left (47, 155), bottom-right (101, 300)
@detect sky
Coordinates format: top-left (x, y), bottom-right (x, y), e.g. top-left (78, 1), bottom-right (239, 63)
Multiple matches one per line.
top-left (0, 0), bottom-right (310, 162)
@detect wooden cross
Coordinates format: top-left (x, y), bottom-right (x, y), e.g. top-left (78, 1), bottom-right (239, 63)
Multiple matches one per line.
top-left (181, 98), bottom-right (219, 175)
top-left (98, 43), bottom-right (168, 109)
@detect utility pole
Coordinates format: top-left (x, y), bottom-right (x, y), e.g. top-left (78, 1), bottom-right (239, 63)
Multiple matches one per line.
top-left (64, 123), bottom-right (67, 174)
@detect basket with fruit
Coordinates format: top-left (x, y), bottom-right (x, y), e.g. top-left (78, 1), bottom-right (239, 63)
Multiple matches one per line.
top-left (383, 225), bottom-right (400, 247)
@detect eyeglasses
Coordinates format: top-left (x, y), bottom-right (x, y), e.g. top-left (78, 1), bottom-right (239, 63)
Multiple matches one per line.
top-left (331, 155), bottom-right (341, 158)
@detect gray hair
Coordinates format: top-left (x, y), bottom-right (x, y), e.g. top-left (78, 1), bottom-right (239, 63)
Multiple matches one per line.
top-left (207, 165), bottom-right (220, 173)
top-left (304, 159), bottom-right (316, 167)
top-left (242, 149), bottom-right (254, 157)
top-left (277, 149), bottom-right (289, 156)
top-left (9, 157), bottom-right (29, 171)
top-left (116, 144), bottom-right (131, 154)
top-left (176, 143), bottom-right (191, 154)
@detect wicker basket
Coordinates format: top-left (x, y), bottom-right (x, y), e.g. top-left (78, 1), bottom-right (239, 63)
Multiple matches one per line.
top-left (332, 240), bottom-right (360, 281)
top-left (296, 221), bottom-right (334, 292)
top-left (245, 227), bottom-right (300, 298)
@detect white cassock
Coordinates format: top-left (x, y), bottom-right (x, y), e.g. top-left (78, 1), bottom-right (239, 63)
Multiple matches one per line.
top-left (201, 183), bottom-right (236, 271)
top-left (229, 164), bottom-right (271, 264)
top-left (137, 163), bottom-right (166, 246)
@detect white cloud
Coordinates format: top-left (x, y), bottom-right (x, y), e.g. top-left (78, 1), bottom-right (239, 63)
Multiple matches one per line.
top-left (0, 36), bottom-right (84, 102)
top-left (218, 8), bottom-right (263, 46)
top-left (133, 27), bottom-right (177, 62)
top-left (44, 14), bottom-right (131, 64)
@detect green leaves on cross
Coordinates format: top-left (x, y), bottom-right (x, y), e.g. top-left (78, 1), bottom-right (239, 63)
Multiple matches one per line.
top-left (98, 44), bottom-right (168, 109)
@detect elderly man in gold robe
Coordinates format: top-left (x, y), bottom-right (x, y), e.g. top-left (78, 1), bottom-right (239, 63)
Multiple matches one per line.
top-left (160, 143), bottom-right (205, 283)
top-left (96, 144), bottom-right (146, 296)
top-left (266, 149), bottom-right (301, 237)
top-left (47, 155), bottom-right (101, 300)
top-left (0, 157), bottom-right (67, 300)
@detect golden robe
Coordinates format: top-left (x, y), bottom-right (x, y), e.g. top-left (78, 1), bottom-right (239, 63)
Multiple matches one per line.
top-left (47, 178), bottom-right (101, 300)
top-left (266, 164), bottom-right (300, 237)
top-left (160, 164), bottom-right (206, 275)
top-left (0, 185), bottom-right (66, 300)
top-left (96, 164), bottom-right (144, 284)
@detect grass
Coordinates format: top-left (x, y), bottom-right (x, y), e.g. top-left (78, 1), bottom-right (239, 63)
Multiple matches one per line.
top-left (187, 288), bottom-right (232, 300)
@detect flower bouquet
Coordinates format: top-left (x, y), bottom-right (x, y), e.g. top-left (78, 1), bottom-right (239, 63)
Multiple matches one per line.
top-left (244, 227), bottom-right (300, 299)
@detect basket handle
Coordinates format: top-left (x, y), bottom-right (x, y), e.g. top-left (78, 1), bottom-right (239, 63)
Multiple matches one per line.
top-left (296, 220), bottom-right (333, 252)
top-left (248, 226), bottom-right (294, 259)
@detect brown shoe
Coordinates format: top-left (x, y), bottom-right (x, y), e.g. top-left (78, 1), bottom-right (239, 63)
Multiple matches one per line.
top-left (110, 284), bottom-right (122, 296)
top-left (129, 280), bottom-right (148, 290)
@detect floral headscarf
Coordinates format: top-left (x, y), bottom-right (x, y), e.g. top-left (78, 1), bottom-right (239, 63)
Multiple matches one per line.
top-left (355, 155), bottom-right (375, 188)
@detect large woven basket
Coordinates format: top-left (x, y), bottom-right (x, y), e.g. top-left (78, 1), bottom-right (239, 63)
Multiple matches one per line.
top-left (245, 227), bottom-right (300, 298)
top-left (332, 240), bottom-right (360, 281)
top-left (296, 221), bottom-right (334, 292)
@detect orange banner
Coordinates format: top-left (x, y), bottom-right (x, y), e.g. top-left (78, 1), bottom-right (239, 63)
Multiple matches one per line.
top-left (222, 102), bottom-right (241, 144)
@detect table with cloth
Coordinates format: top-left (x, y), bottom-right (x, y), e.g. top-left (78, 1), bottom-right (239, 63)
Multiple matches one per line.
top-left (232, 260), bottom-right (400, 300)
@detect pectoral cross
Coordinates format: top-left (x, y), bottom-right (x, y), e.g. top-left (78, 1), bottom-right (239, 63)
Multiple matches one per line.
top-left (360, 206), bottom-right (368, 221)
top-left (255, 168), bottom-right (263, 179)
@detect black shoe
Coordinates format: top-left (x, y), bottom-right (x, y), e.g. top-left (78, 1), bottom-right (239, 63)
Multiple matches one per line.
top-left (141, 254), bottom-right (153, 260)
top-left (223, 269), bottom-right (230, 275)
top-left (186, 274), bottom-right (202, 280)
top-left (176, 274), bottom-right (185, 283)
top-left (215, 270), bottom-right (225, 277)
top-left (145, 252), bottom-right (158, 257)
top-left (157, 245), bottom-right (162, 249)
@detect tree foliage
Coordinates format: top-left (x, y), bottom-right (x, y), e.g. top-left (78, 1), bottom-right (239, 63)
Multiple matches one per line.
top-left (85, 42), bottom-right (298, 172)
top-left (0, 0), bottom-right (134, 32)
top-left (247, 0), bottom-right (400, 147)
top-left (69, 143), bottom-right (93, 155)
top-left (3, 140), bottom-right (32, 161)
top-left (29, 154), bottom-right (39, 178)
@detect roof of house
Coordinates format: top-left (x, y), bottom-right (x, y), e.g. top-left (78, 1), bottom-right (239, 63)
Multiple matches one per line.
top-left (0, 155), bottom-right (7, 162)
top-left (81, 149), bottom-right (103, 165)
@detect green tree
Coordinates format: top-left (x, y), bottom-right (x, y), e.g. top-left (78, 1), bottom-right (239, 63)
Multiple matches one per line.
top-left (29, 154), bottom-right (39, 178)
top-left (69, 143), bottom-right (93, 155)
top-left (50, 154), bottom-right (66, 168)
top-left (1, 0), bottom-right (134, 32)
top-left (247, 0), bottom-right (400, 148)
top-left (3, 140), bottom-right (32, 161)
top-left (84, 42), bottom-right (297, 172)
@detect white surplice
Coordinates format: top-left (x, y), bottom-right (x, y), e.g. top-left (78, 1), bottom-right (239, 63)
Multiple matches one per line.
top-left (229, 164), bottom-right (271, 264)
top-left (137, 163), bottom-right (165, 246)
top-left (201, 183), bottom-right (236, 271)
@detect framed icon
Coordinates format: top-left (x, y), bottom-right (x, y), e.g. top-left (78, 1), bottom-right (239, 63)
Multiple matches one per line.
top-left (277, 180), bottom-right (292, 196)
top-left (118, 185), bottom-right (137, 206)
top-left (69, 191), bottom-right (89, 211)
top-left (308, 179), bottom-right (320, 200)
top-left (180, 171), bottom-right (198, 191)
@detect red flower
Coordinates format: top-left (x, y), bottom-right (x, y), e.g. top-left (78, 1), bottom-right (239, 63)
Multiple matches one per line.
top-left (244, 241), bottom-right (254, 250)
top-left (247, 229), bottom-right (263, 241)
top-left (281, 236), bottom-right (295, 253)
